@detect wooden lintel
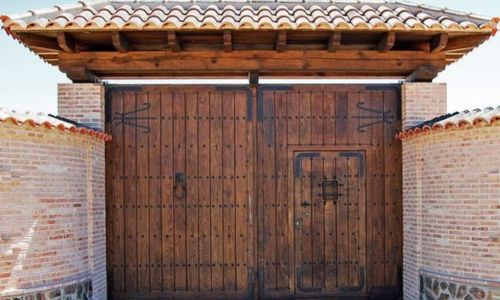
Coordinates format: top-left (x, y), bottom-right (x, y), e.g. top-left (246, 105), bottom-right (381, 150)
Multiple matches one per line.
top-left (223, 30), bottom-right (232, 52)
top-left (60, 66), bottom-right (99, 83)
top-left (167, 32), bottom-right (180, 52)
top-left (430, 33), bottom-right (449, 53)
top-left (328, 32), bottom-right (342, 52)
top-left (57, 33), bottom-right (75, 53)
top-left (377, 32), bottom-right (396, 52)
top-left (112, 32), bottom-right (130, 53)
top-left (18, 33), bottom-right (61, 52)
top-left (276, 31), bottom-right (287, 52)
top-left (406, 65), bottom-right (441, 82)
top-left (59, 50), bottom-right (447, 79)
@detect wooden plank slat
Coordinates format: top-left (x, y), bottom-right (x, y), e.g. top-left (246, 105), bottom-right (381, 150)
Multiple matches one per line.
top-left (347, 156), bottom-right (359, 287)
top-left (186, 92), bottom-right (199, 291)
top-left (335, 92), bottom-right (348, 145)
top-left (311, 157), bottom-right (325, 288)
top-left (323, 157), bottom-right (337, 289)
top-left (148, 91), bottom-right (162, 292)
top-left (323, 92), bottom-right (336, 145)
top-left (336, 157), bottom-right (349, 287)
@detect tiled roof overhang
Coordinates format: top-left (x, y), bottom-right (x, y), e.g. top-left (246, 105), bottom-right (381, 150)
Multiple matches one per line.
top-left (1, 1), bottom-right (497, 32)
top-left (0, 108), bottom-right (112, 142)
top-left (398, 106), bottom-right (500, 140)
top-left (1, 1), bottom-right (498, 80)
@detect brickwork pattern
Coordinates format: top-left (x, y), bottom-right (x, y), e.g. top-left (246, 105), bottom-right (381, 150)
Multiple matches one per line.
top-left (402, 124), bottom-right (500, 300)
top-left (58, 83), bottom-right (105, 131)
top-left (0, 123), bottom-right (106, 299)
top-left (401, 83), bottom-right (447, 130)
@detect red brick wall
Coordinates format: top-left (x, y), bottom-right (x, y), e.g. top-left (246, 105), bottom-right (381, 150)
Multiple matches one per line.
top-left (0, 123), bottom-right (106, 299)
top-left (402, 83), bottom-right (447, 130)
top-left (58, 83), bottom-right (105, 131)
top-left (402, 125), bottom-right (500, 299)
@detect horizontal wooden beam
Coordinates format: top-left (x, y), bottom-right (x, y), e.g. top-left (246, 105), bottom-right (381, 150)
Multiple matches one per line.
top-left (18, 33), bottom-right (61, 52)
top-left (58, 50), bottom-right (446, 79)
top-left (59, 66), bottom-right (99, 83)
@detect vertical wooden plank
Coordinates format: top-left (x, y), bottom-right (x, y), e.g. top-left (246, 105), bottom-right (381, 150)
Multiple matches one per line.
top-left (161, 91), bottom-right (175, 291)
top-left (111, 91), bottom-right (125, 292)
top-left (173, 91), bottom-right (187, 291)
top-left (336, 157), bottom-right (348, 287)
top-left (323, 92), bottom-right (336, 145)
top-left (262, 90), bottom-right (277, 289)
top-left (197, 90), bottom-right (212, 291)
top-left (311, 157), bottom-right (325, 288)
top-left (210, 91), bottom-right (224, 291)
top-left (299, 91), bottom-right (311, 145)
top-left (358, 153), bottom-right (367, 293)
top-left (323, 157), bottom-right (337, 289)
top-left (347, 91), bottom-right (361, 146)
top-left (311, 91), bottom-right (324, 145)
top-left (148, 91), bottom-right (162, 292)
top-left (137, 92), bottom-right (150, 292)
top-left (300, 158), bottom-right (313, 288)
top-left (287, 92), bottom-right (300, 145)
top-left (358, 91), bottom-right (372, 145)
top-left (335, 92), bottom-right (348, 145)
top-left (234, 92), bottom-right (248, 291)
top-left (347, 156), bottom-right (359, 287)
top-left (384, 90), bottom-right (399, 287)
top-left (222, 91), bottom-right (236, 291)
top-left (123, 91), bottom-right (138, 293)
top-left (186, 92), bottom-right (199, 291)
top-left (371, 92), bottom-right (386, 287)
top-left (275, 91), bottom-right (289, 289)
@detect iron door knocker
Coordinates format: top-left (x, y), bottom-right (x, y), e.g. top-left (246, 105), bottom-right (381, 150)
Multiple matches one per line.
top-left (174, 172), bottom-right (186, 199)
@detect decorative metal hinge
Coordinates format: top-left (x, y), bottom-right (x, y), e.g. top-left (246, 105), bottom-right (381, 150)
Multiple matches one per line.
top-left (352, 102), bottom-right (394, 132)
top-left (113, 103), bottom-right (156, 133)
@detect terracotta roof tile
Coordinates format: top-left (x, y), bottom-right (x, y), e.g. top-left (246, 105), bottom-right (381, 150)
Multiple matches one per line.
top-left (0, 108), bottom-right (111, 142)
top-left (1, 0), bottom-right (497, 32)
top-left (398, 106), bottom-right (500, 140)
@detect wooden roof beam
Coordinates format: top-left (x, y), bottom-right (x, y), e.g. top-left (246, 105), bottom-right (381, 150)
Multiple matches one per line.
top-left (60, 66), bottom-right (99, 83)
top-left (276, 31), bottom-right (286, 52)
top-left (57, 33), bottom-right (75, 53)
top-left (377, 32), bottom-right (396, 52)
top-left (431, 33), bottom-right (449, 53)
top-left (168, 32), bottom-right (180, 52)
top-left (19, 33), bottom-right (61, 52)
top-left (328, 32), bottom-right (342, 52)
top-left (406, 65), bottom-right (441, 82)
top-left (112, 32), bottom-right (130, 53)
top-left (223, 30), bottom-right (232, 52)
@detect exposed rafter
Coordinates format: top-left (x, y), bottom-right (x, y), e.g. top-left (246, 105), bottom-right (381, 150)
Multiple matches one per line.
top-left (112, 32), bottom-right (130, 53)
top-left (377, 32), bottom-right (396, 52)
top-left (276, 31), bottom-right (286, 52)
top-left (168, 32), bottom-right (180, 52)
top-left (223, 30), bottom-right (232, 52)
top-left (430, 33), bottom-right (449, 53)
top-left (327, 32), bottom-right (342, 52)
top-left (57, 33), bottom-right (75, 53)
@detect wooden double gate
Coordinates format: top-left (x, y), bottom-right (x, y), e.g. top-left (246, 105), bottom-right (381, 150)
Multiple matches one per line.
top-left (105, 84), bottom-right (402, 299)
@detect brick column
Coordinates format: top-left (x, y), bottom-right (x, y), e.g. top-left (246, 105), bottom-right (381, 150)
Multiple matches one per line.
top-left (401, 83), bottom-right (447, 130)
top-left (58, 83), bottom-right (107, 299)
top-left (58, 83), bottom-right (106, 131)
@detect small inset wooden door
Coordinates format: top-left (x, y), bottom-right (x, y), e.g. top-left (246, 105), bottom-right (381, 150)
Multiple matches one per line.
top-left (293, 151), bottom-right (366, 296)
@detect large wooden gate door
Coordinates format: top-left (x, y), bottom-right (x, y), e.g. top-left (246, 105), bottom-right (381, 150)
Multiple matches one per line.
top-left (293, 151), bottom-right (366, 295)
top-left (106, 85), bottom-right (255, 299)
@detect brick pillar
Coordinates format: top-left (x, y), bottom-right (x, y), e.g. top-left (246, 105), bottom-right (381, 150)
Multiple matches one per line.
top-left (58, 83), bottom-right (107, 299)
top-left (401, 83), bottom-right (447, 130)
top-left (58, 83), bottom-right (105, 131)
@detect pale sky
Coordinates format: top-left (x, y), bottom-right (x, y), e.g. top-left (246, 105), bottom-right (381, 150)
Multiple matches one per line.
top-left (0, 0), bottom-right (499, 114)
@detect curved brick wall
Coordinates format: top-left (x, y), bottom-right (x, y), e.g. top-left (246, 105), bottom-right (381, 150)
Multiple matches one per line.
top-left (0, 123), bottom-right (106, 299)
top-left (403, 124), bottom-right (500, 300)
